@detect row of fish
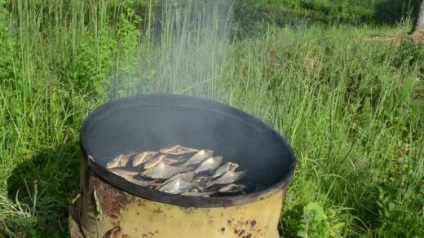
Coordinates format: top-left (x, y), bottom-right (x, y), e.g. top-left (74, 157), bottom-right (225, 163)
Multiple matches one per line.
top-left (105, 145), bottom-right (247, 197)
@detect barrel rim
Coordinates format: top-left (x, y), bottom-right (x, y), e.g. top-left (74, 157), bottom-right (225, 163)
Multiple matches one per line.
top-left (80, 94), bottom-right (296, 207)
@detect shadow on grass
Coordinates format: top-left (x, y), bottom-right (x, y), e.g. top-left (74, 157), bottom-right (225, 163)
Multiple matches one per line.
top-left (6, 142), bottom-right (81, 238)
top-left (373, 0), bottom-right (421, 26)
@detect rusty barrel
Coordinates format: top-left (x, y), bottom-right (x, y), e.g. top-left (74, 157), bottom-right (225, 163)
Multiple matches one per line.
top-left (70, 95), bottom-right (296, 238)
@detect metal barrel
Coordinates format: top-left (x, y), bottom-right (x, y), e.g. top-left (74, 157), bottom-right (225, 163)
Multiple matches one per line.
top-left (71, 95), bottom-right (296, 238)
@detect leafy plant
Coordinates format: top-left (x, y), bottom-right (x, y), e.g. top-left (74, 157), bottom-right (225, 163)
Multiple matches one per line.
top-left (297, 202), bottom-right (345, 238)
top-left (65, 29), bottom-right (116, 100)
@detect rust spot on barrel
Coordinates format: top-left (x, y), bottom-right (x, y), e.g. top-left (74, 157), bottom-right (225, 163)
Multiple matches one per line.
top-left (152, 206), bottom-right (163, 214)
top-left (141, 231), bottom-right (156, 238)
top-left (180, 207), bottom-right (195, 214)
top-left (91, 176), bottom-right (129, 218)
top-left (103, 226), bottom-right (121, 238)
top-left (136, 200), bottom-right (146, 207)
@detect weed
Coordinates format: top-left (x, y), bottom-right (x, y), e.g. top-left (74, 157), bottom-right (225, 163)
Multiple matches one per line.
top-left (297, 202), bottom-right (346, 238)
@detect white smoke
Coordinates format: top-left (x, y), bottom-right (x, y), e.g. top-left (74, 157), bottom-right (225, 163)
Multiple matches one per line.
top-left (153, 0), bottom-right (234, 97)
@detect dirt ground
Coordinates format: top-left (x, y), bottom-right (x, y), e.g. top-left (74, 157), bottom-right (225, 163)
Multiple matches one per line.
top-left (363, 29), bottom-right (424, 46)
top-left (411, 29), bottom-right (424, 43)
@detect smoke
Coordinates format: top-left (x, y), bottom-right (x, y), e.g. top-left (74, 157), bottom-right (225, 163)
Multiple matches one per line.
top-left (151, 0), bottom-right (234, 98)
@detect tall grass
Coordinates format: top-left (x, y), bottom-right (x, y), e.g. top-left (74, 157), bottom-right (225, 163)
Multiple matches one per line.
top-left (1, 0), bottom-right (423, 237)
top-left (134, 0), bottom-right (234, 100)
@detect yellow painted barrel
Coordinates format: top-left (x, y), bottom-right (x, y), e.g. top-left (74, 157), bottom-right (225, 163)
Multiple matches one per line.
top-left (74, 174), bottom-right (287, 238)
top-left (73, 95), bottom-right (296, 238)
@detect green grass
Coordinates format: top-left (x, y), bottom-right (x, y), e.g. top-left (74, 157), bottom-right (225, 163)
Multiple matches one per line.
top-left (233, 0), bottom-right (421, 38)
top-left (1, 0), bottom-right (423, 237)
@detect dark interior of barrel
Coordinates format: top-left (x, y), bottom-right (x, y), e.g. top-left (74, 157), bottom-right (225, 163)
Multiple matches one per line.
top-left (80, 96), bottom-right (295, 205)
